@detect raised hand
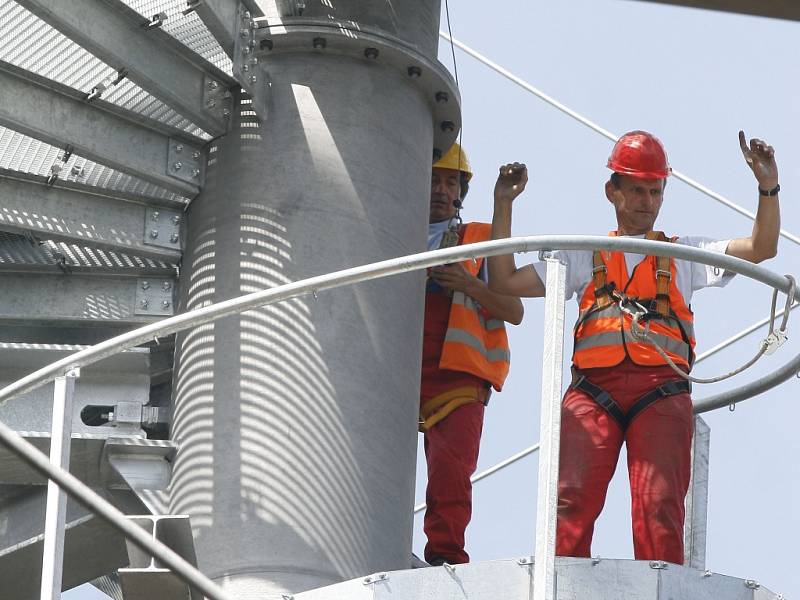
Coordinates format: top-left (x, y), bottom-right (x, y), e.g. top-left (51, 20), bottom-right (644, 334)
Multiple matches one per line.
top-left (739, 130), bottom-right (779, 190)
top-left (494, 162), bottom-right (528, 205)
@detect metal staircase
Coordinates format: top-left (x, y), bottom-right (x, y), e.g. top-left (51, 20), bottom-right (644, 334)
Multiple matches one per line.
top-left (0, 0), bottom-right (227, 596)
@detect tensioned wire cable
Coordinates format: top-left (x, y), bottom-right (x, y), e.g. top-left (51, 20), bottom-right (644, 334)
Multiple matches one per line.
top-left (438, 31), bottom-right (800, 248)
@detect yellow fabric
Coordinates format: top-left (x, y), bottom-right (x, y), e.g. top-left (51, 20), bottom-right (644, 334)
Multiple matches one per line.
top-left (419, 386), bottom-right (480, 431)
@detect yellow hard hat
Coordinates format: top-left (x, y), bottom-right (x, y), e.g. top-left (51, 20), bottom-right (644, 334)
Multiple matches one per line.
top-left (434, 142), bottom-right (473, 182)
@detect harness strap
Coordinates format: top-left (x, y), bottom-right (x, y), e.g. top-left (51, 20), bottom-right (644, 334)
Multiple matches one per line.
top-left (591, 251), bottom-right (614, 309)
top-left (645, 230), bottom-right (672, 318)
top-left (572, 375), bottom-right (627, 428)
top-left (572, 375), bottom-right (691, 431)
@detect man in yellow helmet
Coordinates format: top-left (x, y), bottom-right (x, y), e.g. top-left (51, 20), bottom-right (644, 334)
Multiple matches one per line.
top-left (420, 143), bottom-right (524, 565)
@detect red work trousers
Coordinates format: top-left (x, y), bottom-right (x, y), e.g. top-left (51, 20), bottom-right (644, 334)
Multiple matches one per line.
top-left (556, 359), bottom-right (693, 565)
top-left (423, 399), bottom-right (485, 564)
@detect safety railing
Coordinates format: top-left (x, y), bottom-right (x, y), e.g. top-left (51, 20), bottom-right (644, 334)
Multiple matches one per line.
top-left (0, 236), bottom-right (797, 600)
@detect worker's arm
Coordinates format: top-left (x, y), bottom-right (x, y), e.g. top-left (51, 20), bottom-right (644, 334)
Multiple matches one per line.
top-left (726, 131), bottom-right (780, 264)
top-left (488, 163), bottom-right (546, 297)
top-left (431, 264), bottom-right (524, 325)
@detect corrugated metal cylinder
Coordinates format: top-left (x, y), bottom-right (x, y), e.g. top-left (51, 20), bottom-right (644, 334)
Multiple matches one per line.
top-left (170, 3), bottom-right (443, 598)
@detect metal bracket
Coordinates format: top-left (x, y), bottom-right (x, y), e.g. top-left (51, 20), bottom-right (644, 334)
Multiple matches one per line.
top-left (203, 75), bottom-right (233, 127)
top-left (167, 138), bottom-right (205, 185)
top-left (232, 3), bottom-right (270, 120)
top-left (144, 207), bottom-right (182, 249)
top-left (135, 278), bottom-right (176, 316)
top-left (362, 572), bottom-right (388, 585)
top-left (517, 556), bottom-right (534, 566)
top-left (744, 579), bottom-right (760, 590)
top-left (648, 560), bottom-right (668, 570)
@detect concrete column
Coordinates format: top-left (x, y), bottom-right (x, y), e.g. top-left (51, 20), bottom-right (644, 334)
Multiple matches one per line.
top-left (170, 3), bottom-right (455, 598)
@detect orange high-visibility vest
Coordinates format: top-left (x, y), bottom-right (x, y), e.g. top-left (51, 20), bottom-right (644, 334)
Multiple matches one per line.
top-left (439, 222), bottom-right (511, 391)
top-left (573, 231), bottom-right (696, 370)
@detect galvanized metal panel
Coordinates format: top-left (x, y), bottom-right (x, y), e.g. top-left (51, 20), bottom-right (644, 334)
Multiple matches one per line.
top-left (684, 416), bottom-right (711, 569)
top-left (0, 126), bottom-right (187, 201)
top-left (0, 271), bottom-right (175, 324)
top-left (16, 0), bottom-right (232, 136)
top-left (0, 60), bottom-right (202, 196)
top-left (0, 169), bottom-right (182, 262)
top-left (0, 1), bottom-right (204, 134)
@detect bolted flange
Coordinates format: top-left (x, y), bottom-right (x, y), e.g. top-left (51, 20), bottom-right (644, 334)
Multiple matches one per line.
top-left (231, 15), bottom-right (461, 159)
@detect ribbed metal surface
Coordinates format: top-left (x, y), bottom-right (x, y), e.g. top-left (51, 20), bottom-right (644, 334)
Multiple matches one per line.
top-left (0, 127), bottom-right (186, 200)
top-left (0, 232), bottom-right (172, 270)
top-left (0, 0), bottom-right (233, 203)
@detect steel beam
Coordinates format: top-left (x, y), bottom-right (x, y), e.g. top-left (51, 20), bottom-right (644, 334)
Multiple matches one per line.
top-left (683, 417), bottom-right (710, 569)
top-left (15, 0), bottom-right (233, 136)
top-left (634, 0), bottom-right (800, 21)
top-left (0, 272), bottom-right (175, 325)
top-left (186, 0), bottom-right (240, 58)
top-left (40, 369), bottom-right (79, 600)
top-left (0, 60), bottom-right (203, 197)
top-left (533, 256), bottom-right (567, 600)
top-left (0, 170), bottom-right (182, 263)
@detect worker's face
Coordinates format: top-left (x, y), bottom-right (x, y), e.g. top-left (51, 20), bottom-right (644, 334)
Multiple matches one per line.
top-left (430, 167), bottom-right (461, 223)
top-left (606, 175), bottom-right (665, 235)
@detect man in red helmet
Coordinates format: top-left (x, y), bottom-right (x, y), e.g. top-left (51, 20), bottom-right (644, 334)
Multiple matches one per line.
top-left (488, 131), bottom-right (780, 564)
top-left (421, 143), bottom-right (524, 566)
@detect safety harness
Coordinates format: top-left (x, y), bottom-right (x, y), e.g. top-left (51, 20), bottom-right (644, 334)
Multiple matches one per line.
top-left (572, 231), bottom-right (692, 429)
top-left (571, 373), bottom-right (690, 431)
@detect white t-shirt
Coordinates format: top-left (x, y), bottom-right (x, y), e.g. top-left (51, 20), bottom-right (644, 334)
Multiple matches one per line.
top-left (531, 235), bottom-right (735, 304)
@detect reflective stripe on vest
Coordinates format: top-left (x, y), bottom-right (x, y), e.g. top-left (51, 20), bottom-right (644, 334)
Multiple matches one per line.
top-left (438, 222), bottom-right (511, 391)
top-left (572, 232), bottom-right (696, 370)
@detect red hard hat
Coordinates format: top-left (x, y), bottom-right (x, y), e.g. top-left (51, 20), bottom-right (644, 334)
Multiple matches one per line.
top-left (607, 130), bottom-right (672, 179)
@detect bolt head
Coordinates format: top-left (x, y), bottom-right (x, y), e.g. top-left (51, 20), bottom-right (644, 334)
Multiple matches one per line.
top-left (175, 144), bottom-right (183, 152)
top-left (172, 215), bottom-right (181, 225)
top-left (206, 99), bottom-right (217, 108)
top-left (223, 108), bottom-right (231, 117)
top-left (141, 281), bottom-right (150, 290)
top-left (260, 39), bottom-right (273, 51)
top-left (170, 232), bottom-right (180, 243)
top-left (243, 46), bottom-right (252, 55)
top-left (242, 64), bottom-right (250, 72)
top-left (193, 150), bottom-right (201, 159)
top-left (240, 28), bottom-right (249, 38)
top-left (250, 57), bottom-right (259, 66)
top-left (140, 299), bottom-right (149, 309)
top-left (162, 281), bottom-right (172, 291)
top-left (250, 75), bottom-right (257, 84)
top-left (313, 37), bottom-right (326, 49)
top-left (243, 10), bottom-right (251, 19)
top-left (191, 168), bottom-right (200, 178)
top-left (208, 80), bottom-right (219, 90)
top-left (162, 300), bottom-right (171, 309)
top-left (173, 161), bottom-right (183, 171)
top-left (149, 229), bottom-right (159, 239)
top-left (364, 47), bottom-right (379, 59)
top-left (151, 211), bottom-right (160, 221)
top-left (435, 91), bottom-right (449, 103)
top-left (407, 65), bottom-right (422, 78)
top-left (440, 120), bottom-right (455, 133)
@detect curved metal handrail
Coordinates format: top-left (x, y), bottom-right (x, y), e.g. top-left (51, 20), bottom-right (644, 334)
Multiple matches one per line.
top-left (0, 235), bottom-right (797, 600)
top-left (0, 235), bottom-right (795, 407)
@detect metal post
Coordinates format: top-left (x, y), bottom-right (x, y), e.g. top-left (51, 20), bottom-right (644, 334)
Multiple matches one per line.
top-left (684, 416), bottom-right (711, 569)
top-left (533, 256), bottom-right (567, 600)
top-left (40, 368), bottom-right (79, 600)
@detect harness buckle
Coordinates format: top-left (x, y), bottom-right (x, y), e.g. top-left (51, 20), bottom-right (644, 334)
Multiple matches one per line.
top-left (655, 269), bottom-right (672, 280)
top-left (592, 264), bottom-right (607, 274)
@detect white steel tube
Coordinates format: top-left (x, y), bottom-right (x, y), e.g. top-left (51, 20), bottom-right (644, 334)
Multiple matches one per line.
top-left (0, 417), bottom-right (235, 600)
top-left (533, 257), bottom-right (567, 600)
top-left (39, 369), bottom-right (78, 600)
top-left (438, 31), bottom-right (800, 248)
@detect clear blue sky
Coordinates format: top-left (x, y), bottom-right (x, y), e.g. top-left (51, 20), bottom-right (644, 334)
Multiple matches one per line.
top-left (68, 1), bottom-right (798, 598)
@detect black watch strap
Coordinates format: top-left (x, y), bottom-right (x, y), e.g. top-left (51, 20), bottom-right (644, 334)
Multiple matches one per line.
top-left (759, 184), bottom-right (780, 197)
